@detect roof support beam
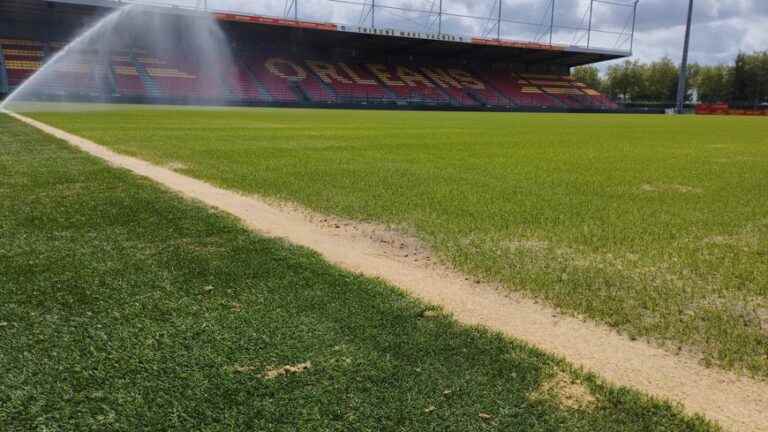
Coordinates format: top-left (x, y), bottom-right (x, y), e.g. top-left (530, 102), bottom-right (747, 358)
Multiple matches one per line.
top-left (549, 0), bottom-right (555, 45)
top-left (587, 0), bottom-right (593, 48)
top-left (497, 0), bottom-right (502, 41)
top-left (438, 0), bottom-right (443, 35)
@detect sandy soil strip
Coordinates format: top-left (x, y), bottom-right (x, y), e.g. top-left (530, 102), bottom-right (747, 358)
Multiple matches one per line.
top-left (9, 110), bottom-right (768, 432)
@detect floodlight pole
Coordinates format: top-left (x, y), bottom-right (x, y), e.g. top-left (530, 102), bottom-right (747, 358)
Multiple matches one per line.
top-left (549, 0), bottom-right (555, 45)
top-left (371, 0), bottom-right (375, 28)
top-left (586, 0), bottom-right (593, 48)
top-left (676, 0), bottom-right (694, 114)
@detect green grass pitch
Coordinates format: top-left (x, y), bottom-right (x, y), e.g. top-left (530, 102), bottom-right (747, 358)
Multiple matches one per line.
top-left (26, 106), bottom-right (768, 378)
top-left (0, 114), bottom-right (720, 430)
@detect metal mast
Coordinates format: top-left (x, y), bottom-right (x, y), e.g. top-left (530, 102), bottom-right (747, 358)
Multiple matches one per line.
top-left (284, 0), bottom-right (298, 20)
top-left (438, 0), bottom-right (443, 34)
top-left (676, 0), bottom-right (694, 114)
top-left (497, 0), bottom-right (502, 40)
top-left (586, 0), bottom-right (593, 48)
top-left (549, 0), bottom-right (555, 45)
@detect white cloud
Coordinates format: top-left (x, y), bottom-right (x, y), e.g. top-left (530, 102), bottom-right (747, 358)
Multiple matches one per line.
top-left (146, 0), bottom-right (768, 66)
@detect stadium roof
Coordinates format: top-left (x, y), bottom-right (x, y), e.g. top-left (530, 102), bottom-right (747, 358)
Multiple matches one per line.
top-left (15, 0), bottom-right (631, 66)
top-left (215, 14), bottom-right (629, 67)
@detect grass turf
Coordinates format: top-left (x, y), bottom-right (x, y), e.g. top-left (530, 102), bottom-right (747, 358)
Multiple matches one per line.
top-left (0, 114), bottom-right (719, 430)
top-left (24, 106), bottom-right (768, 378)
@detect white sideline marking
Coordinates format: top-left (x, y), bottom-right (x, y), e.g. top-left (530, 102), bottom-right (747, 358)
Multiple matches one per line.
top-left (7, 110), bottom-right (768, 432)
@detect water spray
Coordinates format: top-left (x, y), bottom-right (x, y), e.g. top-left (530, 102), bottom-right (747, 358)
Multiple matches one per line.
top-left (1, 3), bottom-right (235, 112)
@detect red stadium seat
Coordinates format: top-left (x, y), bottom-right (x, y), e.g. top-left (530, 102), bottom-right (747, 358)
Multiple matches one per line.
top-left (0, 36), bottom-right (618, 110)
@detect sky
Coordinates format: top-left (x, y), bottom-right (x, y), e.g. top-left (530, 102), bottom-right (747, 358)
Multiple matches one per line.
top-left (147, 0), bottom-right (768, 67)
top-left (628, 0), bottom-right (768, 66)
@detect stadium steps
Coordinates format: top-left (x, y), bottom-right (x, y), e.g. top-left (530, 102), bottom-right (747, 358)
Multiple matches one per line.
top-left (549, 93), bottom-right (585, 109)
top-left (565, 80), bottom-right (618, 110)
top-left (464, 90), bottom-right (487, 106)
top-left (419, 70), bottom-right (479, 106)
top-left (364, 70), bottom-right (398, 101)
top-left (237, 59), bottom-right (272, 102)
top-left (569, 93), bottom-right (597, 109)
top-left (0, 39), bottom-right (44, 91)
top-left (532, 77), bottom-right (587, 109)
top-left (216, 72), bottom-right (237, 101)
top-left (92, 59), bottom-right (116, 97)
top-left (131, 54), bottom-right (163, 97)
top-left (251, 76), bottom-right (272, 102)
top-left (289, 82), bottom-right (310, 102)
top-left (518, 74), bottom-right (602, 109)
top-left (516, 74), bottom-right (566, 108)
top-left (417, 68), bottom-right (454, 102)
top-left (472, 88), bottom-right (511, 107)
top-left (469, 67), bottom-right (515, 107)
top-left (557, 78), bottom-right (589, 107)
top-left (303, 62), bottom-right (338, 101)
top-left (541, 79), bottom-right (595, 110)
top-left (0, 43), bottom-right (8, 94)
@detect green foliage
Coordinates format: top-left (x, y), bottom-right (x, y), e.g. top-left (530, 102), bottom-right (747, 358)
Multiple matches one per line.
top-left (602, 51), bottom-right (768, 103)
top-left (572, 65), bottom-right (602, 91)
top-left (28, 106), bottom-right (768, 378)
top-left (731, 52), bottom-right (768, 104)
top-left (604, 58), bottom-right (680, 102)
top-left (641, 57), bottom-right (679, 102)
top-left (0, 114), bottom-right (719, 431)
top-left (605, 60), bottom-right (644, 101)
top-left (695, 64), bottom-right (731, 102)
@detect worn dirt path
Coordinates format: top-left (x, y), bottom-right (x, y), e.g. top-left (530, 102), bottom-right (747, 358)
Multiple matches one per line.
top-left (8, 110), bottom-right (768, 432)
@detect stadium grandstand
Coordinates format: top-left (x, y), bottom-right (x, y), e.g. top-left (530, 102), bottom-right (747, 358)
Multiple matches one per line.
top-left (0, 0), bottom-right (636, 111)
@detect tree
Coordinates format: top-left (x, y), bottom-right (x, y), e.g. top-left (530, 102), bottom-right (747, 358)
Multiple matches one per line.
top-left (572, 65), bottom-right (602, 91)
top-left (731, 53), bottom-right (753, 102)
top-left (640, 57), bottom-right (678, 102)
top-left (695, 65), bottom-right (731, 102)
top-left (754, 51), bottom-right (768, 104)
top-left (598, 51), bottom-right (768, 104)
top-left (731, 51), bottom-right (768, 104)
top-left (604, 60), bottom-right (645, 102)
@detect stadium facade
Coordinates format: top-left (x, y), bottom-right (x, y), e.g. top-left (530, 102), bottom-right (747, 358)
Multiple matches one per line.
top-left (0, 0), bottom-right (634, 111)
